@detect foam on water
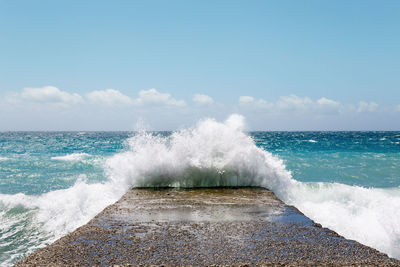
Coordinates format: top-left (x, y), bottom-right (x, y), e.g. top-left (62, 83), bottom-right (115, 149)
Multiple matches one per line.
top-left (288, 183), bottom-right (400, 259)
top-left (105, 114), bottom-right (400, 259)
top-left (0, 157), bottom-right (9, 161)
top-left (105, 114), bottom-right (294, 193)
top-left (0, 176), bottom-right (126, 266)
top-left (1, 115), bottom-right (399, 265)
top-left (51, 153), bottom-right (90, 161)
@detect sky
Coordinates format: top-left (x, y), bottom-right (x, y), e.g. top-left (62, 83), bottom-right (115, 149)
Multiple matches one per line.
top-left (1, 0), bottom-right (400, 131)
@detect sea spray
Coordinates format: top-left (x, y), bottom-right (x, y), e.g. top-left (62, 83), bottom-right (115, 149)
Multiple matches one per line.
top-left (105, 115), bottom-right (400, 259)
top-left (105, 114), bottom-right (295, 193)
top-left (288, 183), bottom-right (400, 259)
top-left (1, 116), bottom-right (400, 266)
top-left (0, 176), bottom-right (126, 266)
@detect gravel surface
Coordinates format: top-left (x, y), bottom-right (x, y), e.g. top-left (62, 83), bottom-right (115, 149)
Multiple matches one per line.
top-left (15, 188), bottom-right (400, 266)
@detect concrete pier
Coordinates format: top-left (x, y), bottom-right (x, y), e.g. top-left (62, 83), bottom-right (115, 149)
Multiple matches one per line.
top-left (15, 188), bottom-right (399, 266)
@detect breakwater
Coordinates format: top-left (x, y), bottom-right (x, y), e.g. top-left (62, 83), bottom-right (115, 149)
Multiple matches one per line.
top-left (15, 188), bottom-right (399, 266)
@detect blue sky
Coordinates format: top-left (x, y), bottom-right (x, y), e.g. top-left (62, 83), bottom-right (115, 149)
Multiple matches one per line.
top-left (1, 0), bottom-right (400, 130)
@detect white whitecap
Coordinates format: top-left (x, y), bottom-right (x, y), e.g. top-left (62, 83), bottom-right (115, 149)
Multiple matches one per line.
top-left (51, 153), bottom-right (89, 161)
top-left (105, 114), bottom-right (294, 192)
top-left (286, 183), bottom-right (400, 259)
top-left (104, 114), bottom-right (400, 259)
top-left (0, 175), bottom-right (125, 265)
top-left (2, 114), bottom-right (400, 263)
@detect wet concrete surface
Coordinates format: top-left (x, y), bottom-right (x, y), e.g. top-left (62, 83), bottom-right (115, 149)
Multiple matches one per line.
top-left (16, 188), bottom-right (400, 266)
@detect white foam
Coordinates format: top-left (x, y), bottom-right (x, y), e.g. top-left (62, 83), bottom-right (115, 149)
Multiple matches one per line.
top-left (0, 176), bottom-right (124, 235)
top-left (308, 139), bottom-right (317, 143)
top-left (0, 175), bottom-right (126, 265)
top-left (51, 153), bottom-right (89, 161)
top-left (104, 114), bottom-right (400, 259)
top-left (105, 114), bottom-right (294, 192)
top-left (1, 114), bottom-right (399, 263)
top-left (286, 183), bottom-right (400, 259)
top-left (0, 156), bottom-right (9, 161)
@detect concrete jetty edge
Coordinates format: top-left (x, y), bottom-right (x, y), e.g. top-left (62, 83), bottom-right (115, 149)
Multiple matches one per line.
top-left (15, 187), bottom-right (400, 266)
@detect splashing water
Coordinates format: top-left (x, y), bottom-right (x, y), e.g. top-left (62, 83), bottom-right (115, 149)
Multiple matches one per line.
top-left (0, 115), bottom-right (400, 266)
top-left (106, 114), bottom-right (295, 193)
top-left (106, 115), bottom-right (400, 258)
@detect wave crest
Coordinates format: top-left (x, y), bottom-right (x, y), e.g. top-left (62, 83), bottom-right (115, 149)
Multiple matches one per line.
top-left (106, 114), bottom-right (294, 193)
top-left (2, 115), bottom-right (400, 263)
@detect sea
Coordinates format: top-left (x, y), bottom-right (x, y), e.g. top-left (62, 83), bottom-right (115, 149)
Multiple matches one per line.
top-left (0, 114), bottom-right (399, 266)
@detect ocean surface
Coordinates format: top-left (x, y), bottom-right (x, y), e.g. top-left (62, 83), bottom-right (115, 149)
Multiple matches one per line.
top-left (0, 115), bottom-right (399, 265)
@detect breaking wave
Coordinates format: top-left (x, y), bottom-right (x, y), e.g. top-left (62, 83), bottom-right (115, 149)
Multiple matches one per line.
top-left (0, 175), bottom-right (124, 266)
top-left (289, 183), bottom-right (400, 259)
top-left (105, 114), bottom-right (295, 193)
top-left (105, 114), bottom-right (400, 259)
top-left (1, 114), bottom-right (399, 265)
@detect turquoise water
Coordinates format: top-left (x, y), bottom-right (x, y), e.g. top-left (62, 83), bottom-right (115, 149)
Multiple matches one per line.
top-left (254, 131), bottom-right (400, 188)
top-left (1, 120), bottom-right (399, 265)
top-left (1, 131), bottom-right (399, 195)
top-left (0, 132), bottom-right (128, 195)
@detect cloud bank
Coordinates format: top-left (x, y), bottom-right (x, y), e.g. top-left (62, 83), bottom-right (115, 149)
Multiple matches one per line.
top-left (193, 94), bottom-right (214, 105)
top-left (237, 94), bottom-right (385, 116)
top-left (357, 101), bottom-right (379, 113)
top-left (2, 86), bottom-right (400, 130)
top-left (86, 89), bottom-right (134, 106)
top-left (86, 88), bottom-right (185, 107)
top-left (7, 87), bottom-right (186, 108)
top-left (136, 88), bottom-right (186, 107)
top-left (7, 86), bottom-right (83, 106)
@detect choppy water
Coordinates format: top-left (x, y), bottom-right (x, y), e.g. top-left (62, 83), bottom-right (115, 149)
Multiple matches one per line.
top-left (0, 115), bottom-right (399, 265)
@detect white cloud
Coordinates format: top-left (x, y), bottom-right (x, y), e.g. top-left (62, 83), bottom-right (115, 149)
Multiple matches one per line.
top-left (192, 94), bottom-right (214, 105)
top-left (315, 97), bottom-right (342, 114)
top-left (239, 96), bottom-right (255, 105)
top-left (8, 86), bottom-right (83, 106)
top-left (85, 88), bottom-right (185, 107)
top-left (239, 96), bottom-right (274, 110)
top-left (276, 95), bottom-right (314, 111)
top-left (316, 97), bottom-right (341, 109)
top-left (274, 95), bottom-right (342, 114)
top-left (357, 101), bottom-right (379, 112)
top-left (86, 89), bottom-right (135, 106)
top-left (136, 88), bottom-right (186, 107)
top-left (239, 94), bottom-right (342, 115)
top-left (6, 87), bottom-right (186, 109)
top-left (2, 86), bottom-right (398, 130)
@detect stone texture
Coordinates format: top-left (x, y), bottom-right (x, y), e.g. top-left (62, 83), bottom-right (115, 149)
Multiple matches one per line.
top-left (15, 188), bottom-right (400, 266)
